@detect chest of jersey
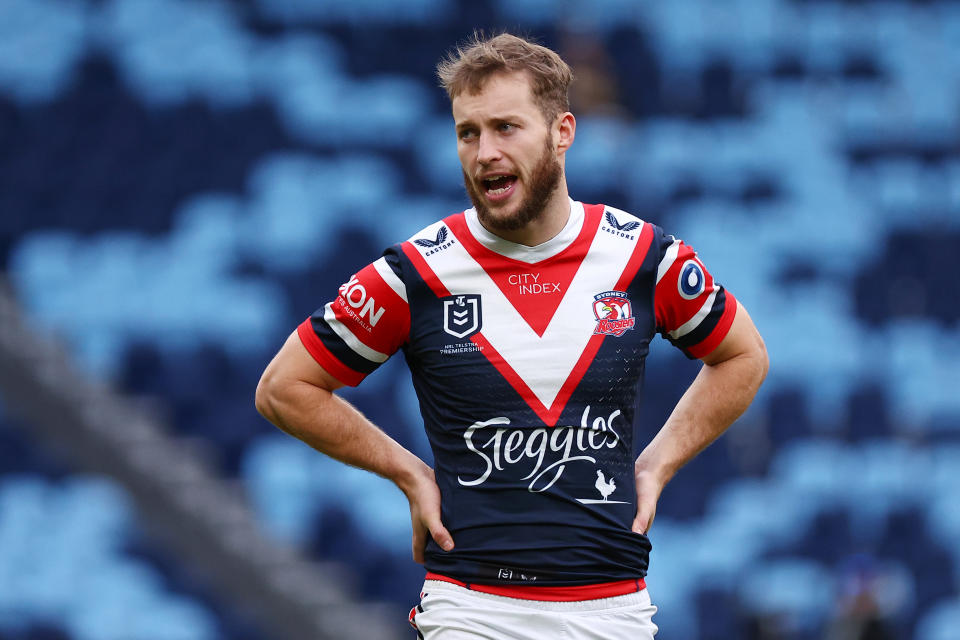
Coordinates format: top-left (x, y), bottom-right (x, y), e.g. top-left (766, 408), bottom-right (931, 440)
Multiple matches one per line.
top-left (401, 206), bottom-right (657, 429)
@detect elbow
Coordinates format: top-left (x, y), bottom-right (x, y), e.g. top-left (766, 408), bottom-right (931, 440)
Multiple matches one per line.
top-left (752, 334), bottom-right (770, 389)
top-left (254, 369), bottom-right (280, 424)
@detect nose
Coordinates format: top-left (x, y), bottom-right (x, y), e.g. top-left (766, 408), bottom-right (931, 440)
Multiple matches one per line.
top-left (476, 131), bottom-right (501, 166)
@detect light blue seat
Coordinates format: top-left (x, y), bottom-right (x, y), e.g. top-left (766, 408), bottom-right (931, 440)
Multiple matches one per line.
top-left (491, 0), bottom-right (559, 26)
top-left (771, 439), bottom-right (847, 501)
top-left (255, 0), bottom-right (450, 24)
top-left (708, 478), bottom-right (813, 549)
top-left (926, 492), bottom-right (960, 562)
top-left (55, 476), bottom-right (134, 555)
top-left (565, 116), bottom-right (631, 193)
top-left (251, 33), bottom-right (343, 99)
top-left (915, 600), bottom-right (960, 640)
top-left (647, 0), bottom-right (708, 73)
top-left (850, 440), bottom-right (926, 503)
top-left (873, 160), bottom-right (922, 213)
top-left (840, 83), bottom-right (893, 144)
top-left (338, 75), bottom-right (432, 147)
top-left (242, 434), bottom-right (321, 545)
top-left (738, 558), bottom-right (836, 633)
top-left (130, 597), bottom-right (219, 640)
top-left (106, 0), bottom-right (254, 107)
top-left (414, 116), bottom-right (462, 196)
top-left (0, 0), bottom-right (87, 103)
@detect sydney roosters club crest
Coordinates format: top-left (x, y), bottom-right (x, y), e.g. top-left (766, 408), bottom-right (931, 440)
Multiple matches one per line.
top-left (592, 291), bottom-right (636, 337)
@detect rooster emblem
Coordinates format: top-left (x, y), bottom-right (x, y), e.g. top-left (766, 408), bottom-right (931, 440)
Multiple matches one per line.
top-left (575, 469), bottom-right (627, 505)
top-left (594, 470), bottom-right (617, 502)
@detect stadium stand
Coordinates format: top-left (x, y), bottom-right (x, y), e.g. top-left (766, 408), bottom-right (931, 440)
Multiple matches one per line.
top-left (1, 0), bottom-right (958, 638)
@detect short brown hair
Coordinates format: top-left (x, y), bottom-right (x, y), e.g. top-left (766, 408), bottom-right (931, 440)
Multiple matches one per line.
top-left (437, 33), bottom-right (573, 123)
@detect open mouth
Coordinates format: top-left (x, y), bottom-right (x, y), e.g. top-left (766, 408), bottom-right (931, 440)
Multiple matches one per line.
top-left (482, 174), bottom-right (518, 199)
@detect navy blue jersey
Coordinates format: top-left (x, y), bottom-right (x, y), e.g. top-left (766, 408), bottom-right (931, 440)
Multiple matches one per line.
top-left (298, 201), bottom-right (736, 585)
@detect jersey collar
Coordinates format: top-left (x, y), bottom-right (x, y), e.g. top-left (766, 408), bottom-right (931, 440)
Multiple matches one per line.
top-left (463, 199), bottom-right (585, 265)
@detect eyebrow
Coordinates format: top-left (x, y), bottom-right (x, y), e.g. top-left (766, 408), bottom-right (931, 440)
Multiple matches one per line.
top-left (455, 114), bottom-right (523, 131)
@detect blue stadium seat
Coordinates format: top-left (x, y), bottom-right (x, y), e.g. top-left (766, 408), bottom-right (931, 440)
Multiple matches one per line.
top-left (707, 479), bottom-right (810, 549)
top-left (565, 116), bottom-right (631, 194)
top-left (254, 0), bottom-right (452, 25)
top-left (250, 34), bottom-right (344, 99)
top-left (0, 0), bottom-right (87, 103)
top-left (916, 600), bottom-right (960, 640)
top-left (0, 473), bottom-right (222, 640)
top-left (737, 558), bottom-right (835, 634)
top-left (771, 439), bottom-right (846, 500)
top-left (242, 435), bottom-right (320, 545)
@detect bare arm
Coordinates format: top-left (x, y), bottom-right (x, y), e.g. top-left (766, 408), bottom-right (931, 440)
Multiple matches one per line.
top-left (632, 301), bottom-right (768, 534)
top-left (255, 331), bottom-right (454, 561)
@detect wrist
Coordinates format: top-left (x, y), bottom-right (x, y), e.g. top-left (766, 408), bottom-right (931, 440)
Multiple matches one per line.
top-left (634, 457), bottom-right (674, 489)
top-left (390, 453), bottom-right (433, 497)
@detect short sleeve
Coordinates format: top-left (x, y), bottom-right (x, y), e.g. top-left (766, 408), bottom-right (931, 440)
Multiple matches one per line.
top-left (653, 227), bottom-right (737, 359)
top-left (297, 248), bottom-right (410, 386)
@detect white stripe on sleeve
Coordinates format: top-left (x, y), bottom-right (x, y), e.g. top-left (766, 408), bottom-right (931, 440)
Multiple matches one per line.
top-left (667, 287), bottom-right (719, 340)
top-left (372, 257), bottom-right (407, 302)
top-left (656, 237), bottom-right (681, 284)
top-left (323, 302), bottom-right (390, 363)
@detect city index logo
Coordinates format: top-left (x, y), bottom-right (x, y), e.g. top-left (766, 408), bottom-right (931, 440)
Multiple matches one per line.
top-left (338, 276), bottom-right (385, 328)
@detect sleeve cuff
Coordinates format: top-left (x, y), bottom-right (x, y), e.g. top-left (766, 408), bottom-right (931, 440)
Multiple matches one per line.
top-left (685, 292), bottom-right (738, 359)
top-left (296, 320), bottom-right (366, 387)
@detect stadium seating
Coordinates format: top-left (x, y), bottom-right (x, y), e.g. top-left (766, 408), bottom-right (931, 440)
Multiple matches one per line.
top-left (1, 0), bottom-right (958, 638)
top-left (0, 406), bottom-right (262, 640)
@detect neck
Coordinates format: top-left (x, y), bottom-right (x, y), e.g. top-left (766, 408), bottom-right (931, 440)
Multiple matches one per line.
top-left (483, 182), bottom-right (572, 247)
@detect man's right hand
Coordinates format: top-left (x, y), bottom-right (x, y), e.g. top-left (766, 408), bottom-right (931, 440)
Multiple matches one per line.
top-left (256, 333), bottom-right (455, 563)
top-left (403, 462), bottom-right (455, 564)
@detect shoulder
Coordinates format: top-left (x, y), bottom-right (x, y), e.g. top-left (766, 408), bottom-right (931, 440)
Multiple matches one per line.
top-left (406, 217), bottom-right (457, 249)
top-left (597, 204), bottom-right (646, 230)
top-left (394, 211), bottom-right (466, 262)
top-left (401, 209), bottom-right (469, 246)
top-left (590, 203), bottom-right (658, 240)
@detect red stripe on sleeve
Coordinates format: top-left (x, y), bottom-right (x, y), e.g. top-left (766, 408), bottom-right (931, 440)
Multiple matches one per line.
top-left (655, 244), bottom-right (716, 332)
top-left (296, 320), bottom-right (366, 386)
top-left (332, 262), bottom-right (410, 355)
top-left (685, 292), bottom-right (738, 359)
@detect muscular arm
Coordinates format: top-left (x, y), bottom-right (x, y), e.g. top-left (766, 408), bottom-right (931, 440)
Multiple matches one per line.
top-left (255, 331), bottom-right (454, 561)
top-left (632, 301), bottom-right (768, 534)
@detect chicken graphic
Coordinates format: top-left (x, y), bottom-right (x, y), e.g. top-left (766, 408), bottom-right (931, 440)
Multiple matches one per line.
top-left (595, 470), bottom-right (616, 502)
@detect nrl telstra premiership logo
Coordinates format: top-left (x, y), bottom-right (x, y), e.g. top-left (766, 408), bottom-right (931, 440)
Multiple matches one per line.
top-left (443, 294), bottom-right (482, 339)
top-left (592, 291), bottom-right (636, 337)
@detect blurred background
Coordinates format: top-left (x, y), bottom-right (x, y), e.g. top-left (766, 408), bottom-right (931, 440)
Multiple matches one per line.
top-left (0, 0), bottom-right (958, 639)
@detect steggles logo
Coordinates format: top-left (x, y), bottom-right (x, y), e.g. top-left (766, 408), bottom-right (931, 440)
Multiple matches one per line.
top-left (457, 405), bottom-right (623, 493)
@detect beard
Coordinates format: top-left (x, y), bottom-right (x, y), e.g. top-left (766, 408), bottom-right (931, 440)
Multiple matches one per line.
top-left (463, 136), bottom-right (563, 234)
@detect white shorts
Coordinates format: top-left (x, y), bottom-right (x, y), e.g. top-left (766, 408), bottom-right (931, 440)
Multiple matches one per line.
top-left (409, 579), bottom-right (658, 640)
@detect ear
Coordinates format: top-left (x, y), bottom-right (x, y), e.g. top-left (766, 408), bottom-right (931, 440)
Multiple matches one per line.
top-left (554, 112), bottom-right (576, 156)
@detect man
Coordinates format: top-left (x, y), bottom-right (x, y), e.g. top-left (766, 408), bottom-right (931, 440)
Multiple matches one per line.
top-left (256, 33), bottom-right (768, 639)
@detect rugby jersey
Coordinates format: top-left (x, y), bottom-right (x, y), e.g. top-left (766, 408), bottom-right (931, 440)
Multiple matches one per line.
top-left (297, 200), bottom-right (737, 585)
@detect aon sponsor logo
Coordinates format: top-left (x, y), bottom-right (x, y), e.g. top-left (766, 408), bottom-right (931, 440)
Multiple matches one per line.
top-left (339, 276), bottom-right (386, 327)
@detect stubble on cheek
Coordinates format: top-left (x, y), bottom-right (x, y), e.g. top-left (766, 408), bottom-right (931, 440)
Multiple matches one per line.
top-left (463, 137), bottom-right (562, 233)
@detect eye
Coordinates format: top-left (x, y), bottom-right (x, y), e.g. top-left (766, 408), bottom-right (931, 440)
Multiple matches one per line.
top-left (498, 123), bottom-right (515, 132)
top-left (458, 128), bottom-right (477, 141)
